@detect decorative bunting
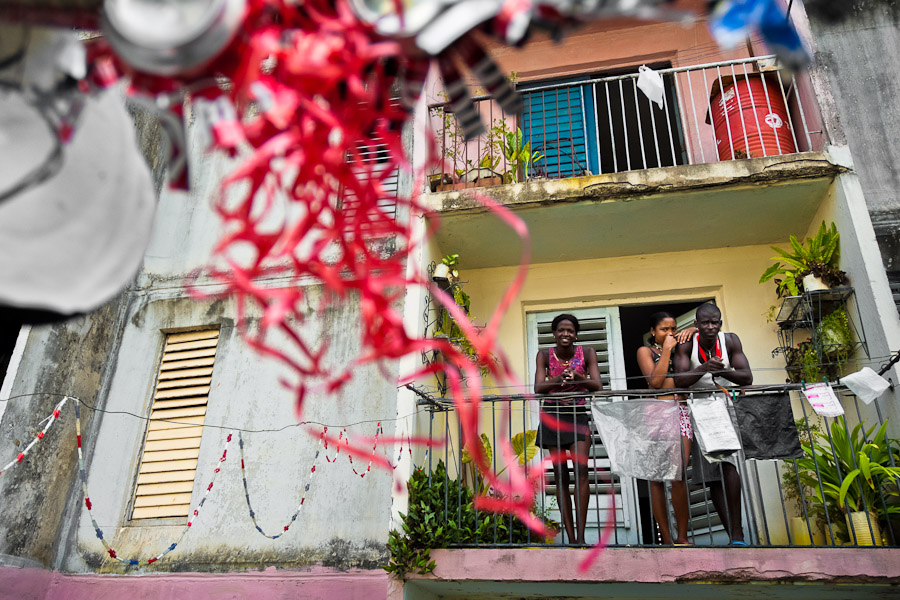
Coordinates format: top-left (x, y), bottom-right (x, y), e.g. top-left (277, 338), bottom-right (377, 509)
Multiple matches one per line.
top-left (75, 400), bottom-right (233, 565)
top-left (239, 430), bottom-right (322, 539)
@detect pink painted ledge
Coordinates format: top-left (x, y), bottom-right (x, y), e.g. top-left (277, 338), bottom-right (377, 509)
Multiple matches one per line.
top-left (414, 547), bottom-right (900, 585)
top-left (0, 565), bottom-right (389, 600)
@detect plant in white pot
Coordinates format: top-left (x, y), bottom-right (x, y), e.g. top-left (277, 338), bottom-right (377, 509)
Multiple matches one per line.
top-left (759, 221), bottom-right (847, 297)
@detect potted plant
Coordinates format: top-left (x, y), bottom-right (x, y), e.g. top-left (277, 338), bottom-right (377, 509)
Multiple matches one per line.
top-left (759, 221), bottom-right (847, 297)
top-left (384, 460), bottom-right (559, 579)
top-left (781, 419), bottom-right (830, 543)
top-left (499, 127), bottom-right (544, 183)
top-left (792, 417), bottom-right (900, 545)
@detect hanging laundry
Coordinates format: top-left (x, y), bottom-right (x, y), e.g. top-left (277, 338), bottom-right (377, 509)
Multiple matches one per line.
top-left (591, 399), bottom-right (682, 481)
top-left (637, 65), bottom-right (665, 109)
top-left (803, 382), bottom-right (844, 417)
top-left (732, 392), bottom-right (802, 460)
top-left (840, 367), bottom-right (891, 405)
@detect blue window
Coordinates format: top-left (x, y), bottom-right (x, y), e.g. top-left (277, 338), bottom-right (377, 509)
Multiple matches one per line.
top-left (521, 66), bottom-right (687, 178)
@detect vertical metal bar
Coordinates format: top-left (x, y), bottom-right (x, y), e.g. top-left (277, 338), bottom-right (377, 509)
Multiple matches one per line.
top-left (750, 461), bottom-right (770, 545)
top-left (440, 108), bottom-right (448, 181)
top-left (555, 90), bottom-right (562, 180)
top-left (681, 418), bottom-right (697, 542)
top-left (661, 73), bottom-right (678, 167)
top-left (730, 393), bottom-right (757, 544)
top-left (428, 409), bottom-right (434, 486)
top-left (798, 393), bottom-right (837, 544)
top-left (589, 83), bottom-right (601, 174)
top-left (591, 399), bottom-right (603, 543)
top-left (756, 70), bottom-right (785, 155)
top-left (631, 78), bottom-right (648, 169)
top-left (564, 85), bottom-right (575, 177)
top-left (604, 80), bottom-right (618, 173)
top-left (457, 420), bottom-right (463, 533)
top-left (771, 70), bottom-right (800, 152)
top-left (491, 401), bottom-right (497, 544)
top-left (701, 68), bottom-right (719, 163)
top-left (781, 71), bottom-right (812, 150)
top-left (509, 400), bottom-right (515, 544)
top-left (728, 63), bottom-right (751, 158)
top-left (522, 396), bottom-right (531, 544)
top-left (792, 459), bottom-right (816, 545)
top-left (774, 458), bottom-right (794, 545)
top-left (444, 410), bottom-right (450, 527)
top-left (690, 396), bottom-right (717, 544)
top-left (541, 90), bottom-right (548, 179)
top-left (618, 79), bottom-right (631, 172)
top-left (739, 63), bottom-right (767, 156)
top-left (646, 80), bottom-right (663, 168)
top-left (715, 66), bottom-right (736, 161)
top-left (683, 69), bottom-right (706, 164)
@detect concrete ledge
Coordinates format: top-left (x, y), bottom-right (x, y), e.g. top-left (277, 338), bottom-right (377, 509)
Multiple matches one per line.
top-left (398, 547), bottom-right (900, 599)
top-left (418, 547), bottom-right (900, 584)
top-left (424, 152), bottom-right (844, 215)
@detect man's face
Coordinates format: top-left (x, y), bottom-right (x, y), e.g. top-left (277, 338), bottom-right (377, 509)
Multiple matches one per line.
top-left (696, 309), bottom-right (722, 341)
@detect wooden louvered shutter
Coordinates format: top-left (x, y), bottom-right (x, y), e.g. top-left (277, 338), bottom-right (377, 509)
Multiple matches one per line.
top-left (131, 329), bottom-right (219, 520)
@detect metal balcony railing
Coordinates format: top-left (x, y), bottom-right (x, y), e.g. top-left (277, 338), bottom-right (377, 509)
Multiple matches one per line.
top-left (415, 384), bottom-right (897, 548)
top-left (427, 55), bottom-right (823, 191)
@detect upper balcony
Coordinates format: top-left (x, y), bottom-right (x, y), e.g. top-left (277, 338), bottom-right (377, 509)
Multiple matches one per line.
top-left (423, 55), bottom-right (843, 268)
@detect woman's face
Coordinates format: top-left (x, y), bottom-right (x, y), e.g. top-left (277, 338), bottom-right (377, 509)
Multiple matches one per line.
top-left (553, 319), bottom-right (577, 347)
top-left (651, 317), bottom-right (677, 343)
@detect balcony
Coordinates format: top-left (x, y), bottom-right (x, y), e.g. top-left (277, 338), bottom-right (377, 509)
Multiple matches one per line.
top-left (423, 56), bottom-right (841, 269)
top-left (397, 386), bottom-right (900, 597)
top-left (428, 55), bottom-right (823, 189)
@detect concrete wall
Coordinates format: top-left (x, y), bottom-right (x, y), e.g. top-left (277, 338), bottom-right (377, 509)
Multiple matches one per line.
top-left (0, 300), bottom-right (127, 567)
top-left (796, 1), bottom-right (900, 297)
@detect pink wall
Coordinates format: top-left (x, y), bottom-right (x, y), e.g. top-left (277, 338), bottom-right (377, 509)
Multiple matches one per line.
top-left (0, 566), bottom-right (389, 600)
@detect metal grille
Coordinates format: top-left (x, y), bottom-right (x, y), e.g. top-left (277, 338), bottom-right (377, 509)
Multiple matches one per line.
top-left (131, 329), bottom-right (219, 520)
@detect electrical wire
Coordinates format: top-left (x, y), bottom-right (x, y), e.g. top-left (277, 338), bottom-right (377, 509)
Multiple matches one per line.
top-left (1, 392), bottom-right (429, 434)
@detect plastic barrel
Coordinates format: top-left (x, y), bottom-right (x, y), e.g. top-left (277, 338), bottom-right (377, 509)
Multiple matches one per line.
top-left (711, 75), bottom-right (796, 160)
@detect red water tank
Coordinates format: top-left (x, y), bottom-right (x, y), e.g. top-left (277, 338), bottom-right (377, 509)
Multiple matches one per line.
top-left (710, 74), bottom-right (796, 161)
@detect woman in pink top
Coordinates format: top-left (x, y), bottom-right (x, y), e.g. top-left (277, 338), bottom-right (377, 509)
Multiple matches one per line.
top-left (534, 313), bottom-right (602, 545)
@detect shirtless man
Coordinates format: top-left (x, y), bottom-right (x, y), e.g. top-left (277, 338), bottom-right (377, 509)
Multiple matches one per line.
top-left (674, 303), bottom-right (752, 545)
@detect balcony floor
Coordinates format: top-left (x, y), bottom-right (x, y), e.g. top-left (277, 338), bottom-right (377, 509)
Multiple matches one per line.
top-left (424, 152), bottom-right (846, 269)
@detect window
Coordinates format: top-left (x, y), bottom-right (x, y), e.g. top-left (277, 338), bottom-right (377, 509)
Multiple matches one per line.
top-left (521, 64), bottom-right (687, 178)
top-left (131, 329), bottom-right (219, 520)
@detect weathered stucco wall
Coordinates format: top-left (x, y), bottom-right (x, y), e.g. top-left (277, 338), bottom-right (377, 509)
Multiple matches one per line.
top-left (800, 2), bottom-right (900, 298)
top-left (0, 298), bottom-right (127, 567)
top-left (54, 290), bottom-right (398, 575)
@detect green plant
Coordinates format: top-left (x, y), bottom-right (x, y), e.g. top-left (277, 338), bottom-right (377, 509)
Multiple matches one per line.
top-left (499, 127), bottom-right (544, 183)
top-left (461, 430), bottom-right (539, 494)
top-left (384, 461), bottom-right (556, 579)
top-left (782, 419), bottom-right (831, 532)
top-left (791, 417), bottom-right (900, 543)
top-left (759, 221), bottom-right (847, 297)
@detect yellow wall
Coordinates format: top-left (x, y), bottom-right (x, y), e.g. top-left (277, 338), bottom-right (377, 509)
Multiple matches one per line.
top-left (460, 244), bottom-right (787, 393)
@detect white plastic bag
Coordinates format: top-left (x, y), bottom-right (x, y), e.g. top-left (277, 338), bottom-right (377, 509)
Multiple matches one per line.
top-left (690, 394), bottom-right (741, 461)
top-left (637, 65), bottom-right (665, 110)
top-left (591, 399), bottom-right (682, 481)
top-left (840, 367), bottom-right (891, 405)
